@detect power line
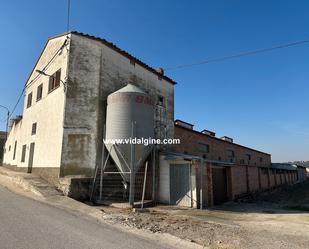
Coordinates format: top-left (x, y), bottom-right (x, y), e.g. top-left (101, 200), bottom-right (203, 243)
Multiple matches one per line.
top-left (4, 39), bottom-right (68, 121)
top-left (166, 38), bottom-right (309, 71)
top-left (67, 0), bottom-right (71, 32)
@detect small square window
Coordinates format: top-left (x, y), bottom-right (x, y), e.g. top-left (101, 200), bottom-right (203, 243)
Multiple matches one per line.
top-left (31, 123), bottom-right (37, 135)
top-left (197, 142), bottom-right (210, 153)
top-left (157, 95), bottom-right (165, 107)
top-left (130, 59), bottom-right (135, 66)
top-left (227, 149), bottom-right (235, 158)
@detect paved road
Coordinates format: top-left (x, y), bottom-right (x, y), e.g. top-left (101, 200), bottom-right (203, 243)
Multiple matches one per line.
top-left (0, 186), bottom-right (180, 249)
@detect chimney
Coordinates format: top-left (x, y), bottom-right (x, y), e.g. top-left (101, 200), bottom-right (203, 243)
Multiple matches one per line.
top-left (174, 120), bottom-right (194, 130)
top-left (201, 129), bottom-right (216, 137)
top-left (221, 136), bottom-right (233, 143)
top-left (156, 68), bottom-right (164, 76)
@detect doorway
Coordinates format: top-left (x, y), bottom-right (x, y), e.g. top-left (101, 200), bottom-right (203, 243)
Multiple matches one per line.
top-left (170, 164), bottom-right (192, 207)
top-left (27, 143), bottom-right (35, 173)
top-left (212, 167), bottom-right (228, 205)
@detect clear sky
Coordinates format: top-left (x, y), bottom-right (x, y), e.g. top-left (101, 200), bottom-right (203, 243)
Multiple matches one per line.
top-left (0, 1), bottom-right (308, 162)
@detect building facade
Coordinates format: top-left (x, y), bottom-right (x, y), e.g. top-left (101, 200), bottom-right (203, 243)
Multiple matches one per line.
top-left (0, 131), bottom-right (6, 164)
top-left (158, 120), bottom-right (306, 208)
top-left (3, 32), bottom-right (175, 194)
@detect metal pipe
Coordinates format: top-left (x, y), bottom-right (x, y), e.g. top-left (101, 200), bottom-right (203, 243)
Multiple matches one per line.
top-left (141, 161), bottom-right (148, 209)
top-left (200, 158), bottom-right (204, 209)
top-left (129, 121), bottom-right (136, 207)
top-left (152, 147), bottom-right (156, 202)
top-left (99, 125), bottom-right (106, 201)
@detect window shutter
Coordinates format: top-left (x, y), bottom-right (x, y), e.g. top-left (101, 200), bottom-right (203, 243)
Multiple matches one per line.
top-left (55, 70), bottom-right (61, 87)
top-left (49, 75), bottom-right (54, 92)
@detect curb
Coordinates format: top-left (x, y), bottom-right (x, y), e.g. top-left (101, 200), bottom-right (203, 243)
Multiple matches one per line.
top-left (0, 169), bottom-right (44, 197)
top-left (0, 168), bottom-right (206, 249)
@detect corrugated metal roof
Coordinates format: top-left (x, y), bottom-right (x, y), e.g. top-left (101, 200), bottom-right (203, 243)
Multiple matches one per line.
top-left (161, 151), bottom-right (234, 166)
top-left (271, 163), bottom-right (298, 171)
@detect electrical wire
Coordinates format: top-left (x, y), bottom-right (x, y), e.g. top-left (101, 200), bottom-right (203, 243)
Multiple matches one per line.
top-left (3, 39), bottom-right (68, 122)
top-left (165, 38), bottom-right (309, 71)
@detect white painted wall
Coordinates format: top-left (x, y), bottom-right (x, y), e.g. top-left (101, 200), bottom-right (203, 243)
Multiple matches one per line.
top-left (158, 155), bottom-right (170, 204)
top-left (4, 32), bottom-right (175, 180)
top-left (3, 35), bottom-right (69, 170)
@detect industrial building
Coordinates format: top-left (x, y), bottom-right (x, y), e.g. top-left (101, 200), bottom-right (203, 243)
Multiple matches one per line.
top-left (3, 31), bottom-right (174, 202)
top-left (2, 32), bottom-right (307, 207)
top-left (158, 120), bottom-right (307, 207)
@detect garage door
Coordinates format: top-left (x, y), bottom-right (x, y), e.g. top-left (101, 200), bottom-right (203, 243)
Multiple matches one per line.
top-left (170, 164), bottom-right (191, 207)
top-left (212, 167), bottom-right (228, 205)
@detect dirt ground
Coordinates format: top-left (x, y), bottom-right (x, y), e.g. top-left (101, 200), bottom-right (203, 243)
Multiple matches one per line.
top-left (97, 181), bottom-right (309, 249)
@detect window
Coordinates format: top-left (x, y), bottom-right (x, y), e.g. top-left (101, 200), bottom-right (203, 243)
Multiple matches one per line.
top-left (31, 123), bottom-right (37, 135)
top-left (130, 59), bottom-right (135, 66)
top-left (157, 95), bottom-right (165, 107)
top-left (27, 92), bottom-right (32, 108)
top-left (246, 154), bottom-right (251, 161)
top-left (21, 145), bottom-right (26, 162)
top-left (13, 141), bottom-right (17, 160)
top-left (240, 159), bottom-right (245, 164)
top-left (259, 157), bottom-right (263, 163)
top-left (37, 84), bottom-right (43, 101)
top-left (48, 69), bottom-right (61, 92)
top-left (197, 142), bottom-right (210, 153)
top-left (9, 145), bottom-right (11, 151)
top-left (227, 149), bottom-right (235, 157)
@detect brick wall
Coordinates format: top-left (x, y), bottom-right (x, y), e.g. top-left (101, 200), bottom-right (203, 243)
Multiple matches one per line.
top-left (171, 125), bottom-right (304, 207)
top-left (173, 125), bottom-right (271, 167)
top-left (248, 166), bottom-right (259, 192)
top-left (260, 169), bottom-right (269, 189)
top-left (269, 169), bottom-right (276, 188)
top-left (231, 165), bottom-right (247, 197)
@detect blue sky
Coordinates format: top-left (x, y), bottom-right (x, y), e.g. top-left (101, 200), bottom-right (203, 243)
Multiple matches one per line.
top-left (0, 0), bottom-right (308, 162)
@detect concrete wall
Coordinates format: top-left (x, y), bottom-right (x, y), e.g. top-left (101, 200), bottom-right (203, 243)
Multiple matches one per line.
top-left (158, 155), bottom-right (170, 204)
top-left (60, 33), bottom-right (175, 177)
top-left (3, 35), bottom-right (68, 178)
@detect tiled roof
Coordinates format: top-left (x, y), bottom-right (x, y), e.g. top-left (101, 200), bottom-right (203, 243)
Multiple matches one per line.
top-left (52, 31), bottom-right (176, 85)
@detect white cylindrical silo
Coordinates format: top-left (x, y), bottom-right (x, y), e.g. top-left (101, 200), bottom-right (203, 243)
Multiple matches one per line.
top-left (105, 84), bottom-right (154, 182)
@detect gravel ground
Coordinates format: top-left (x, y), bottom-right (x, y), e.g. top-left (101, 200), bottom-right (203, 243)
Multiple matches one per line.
top-left (97, 181), bottom-right (309, 249)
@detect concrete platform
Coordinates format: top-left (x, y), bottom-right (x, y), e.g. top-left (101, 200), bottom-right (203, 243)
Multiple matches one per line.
top-left (89, 199), bottom-right (154, 209)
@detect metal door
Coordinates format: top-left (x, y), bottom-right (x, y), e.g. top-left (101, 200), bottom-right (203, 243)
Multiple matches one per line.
top-left (170, 164), bottom-right (192, 207)
top-left (212, 167), bottom-right (228, 205)
top-left (27, 143), bottom-right (35, 173)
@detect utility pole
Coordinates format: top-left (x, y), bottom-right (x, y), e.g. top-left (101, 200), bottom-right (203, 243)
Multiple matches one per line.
top-left (0, 105), bottom-right (9, 141)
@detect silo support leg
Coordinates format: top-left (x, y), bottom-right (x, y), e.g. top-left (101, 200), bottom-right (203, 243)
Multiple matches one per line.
top-left (141, 161), bottom-right (148, 209)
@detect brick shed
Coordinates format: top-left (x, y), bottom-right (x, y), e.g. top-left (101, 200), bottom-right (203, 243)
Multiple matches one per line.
top-left (158, 121), bottom-right (306, 208)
